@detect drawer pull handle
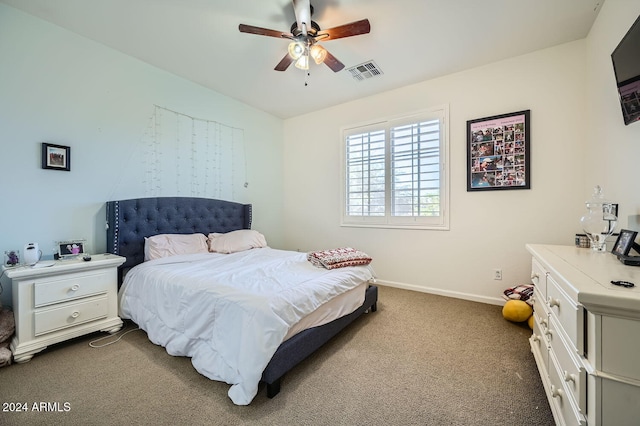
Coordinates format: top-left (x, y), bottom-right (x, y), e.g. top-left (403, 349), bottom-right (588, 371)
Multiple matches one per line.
top-left (531, 273), bottom-right (539, 281)
top-left (563, 371), bottom-right (576, 383)
top-left (551, 385), bottom-right (564, 399)
top-left (71, 311), bottom-right (80, 319)
top-left (541, 319), bottom-right (548, 328)
top-left (532, 334), bottom-right (540, 342)
top-left (544, 329), bottom-right (553, 339)
top-left (548, 298), bottom-right (560, 308)
top-left (71, 285), bottom-right (80, 291)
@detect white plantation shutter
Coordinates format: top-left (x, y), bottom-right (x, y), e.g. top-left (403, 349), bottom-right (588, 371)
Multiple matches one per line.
top-left (345, 128), bottom-right (386, 218)
top-left (342, 106), bottom-right (449, 229)
top-left (390, 118), bottom-right (441, 217)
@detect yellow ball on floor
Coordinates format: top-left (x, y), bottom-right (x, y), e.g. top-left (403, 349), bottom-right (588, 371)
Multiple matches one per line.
top-left (528, 314), bottom-right (534, 330)
top-left (502, 300), bottom-right (533, 322)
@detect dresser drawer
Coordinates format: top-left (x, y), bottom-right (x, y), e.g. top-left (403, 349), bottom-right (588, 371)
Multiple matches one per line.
top-left (531, 258), bottom-right (547, 300)
top-left (34, 296), bottom-right (108, 336)
top-left (533, 287), bottom-right (548, 323)
top-left (530, 314), bottom-right (550, 374)
top-left (549, 315), bottom-right (586, 414)
top-left (547, 275), bottom-right (583, 353)
top-left (548, 349), bottom-right (587, 426)
top-left (599, 376), bottom-right (640, 426)
top-left (600, 315), bottom-right (640, 379)
top-left (34, 269), bottom-right (111, 308)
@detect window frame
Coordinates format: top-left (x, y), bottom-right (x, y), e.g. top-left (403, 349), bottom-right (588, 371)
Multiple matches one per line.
top-left (340, 105), bottom-right (450, 230)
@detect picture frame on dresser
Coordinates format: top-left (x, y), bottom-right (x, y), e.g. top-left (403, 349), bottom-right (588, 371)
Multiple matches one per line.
top-left (41, 142), bottom-right (70, 171)
top-left (611, 229), bottom-right (638, 256)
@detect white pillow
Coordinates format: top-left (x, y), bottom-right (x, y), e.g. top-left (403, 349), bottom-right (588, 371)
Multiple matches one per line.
top-left (207, 230), bottom-right (267, 254)
top-left (144, 233), bottom-right (209, 261)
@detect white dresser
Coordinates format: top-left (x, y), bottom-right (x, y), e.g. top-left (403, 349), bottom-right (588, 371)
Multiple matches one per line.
top-left (527, 244), bottom-right (640, 426)
top-left (0, 254), bottom-right (125, 363)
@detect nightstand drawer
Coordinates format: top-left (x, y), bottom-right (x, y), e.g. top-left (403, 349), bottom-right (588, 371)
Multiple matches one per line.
top-left (34, 270), bottom-right (111, 307)
top-left (34, 296), bottom-right (108, 336)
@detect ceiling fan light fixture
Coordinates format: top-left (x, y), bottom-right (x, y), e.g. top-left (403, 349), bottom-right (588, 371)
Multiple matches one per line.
top-left (309, 44), bottom-right (327, 64)
top-left (288, 41), bottom-right (305, 60)
top-left (294, 54), bottom-right (309, 70)
top-left (239, 1), bottom-right (371, 74)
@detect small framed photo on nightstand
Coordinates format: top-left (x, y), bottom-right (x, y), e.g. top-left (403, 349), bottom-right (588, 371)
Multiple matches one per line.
top-left (57, 240), bottom-right (86, 259)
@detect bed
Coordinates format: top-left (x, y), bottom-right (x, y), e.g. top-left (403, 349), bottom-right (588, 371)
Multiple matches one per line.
top-left (105, 196), bottom-right (378, 405)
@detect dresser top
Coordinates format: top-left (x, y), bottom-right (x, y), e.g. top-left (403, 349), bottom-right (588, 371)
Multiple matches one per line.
top-left (527, 244), bottom-right (640, 314)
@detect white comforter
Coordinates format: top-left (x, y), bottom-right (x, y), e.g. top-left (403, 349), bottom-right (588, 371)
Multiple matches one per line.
top-left (118, 247), bottom-right (374, 405)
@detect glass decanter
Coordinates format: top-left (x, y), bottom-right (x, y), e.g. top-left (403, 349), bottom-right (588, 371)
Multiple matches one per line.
top-left (580, 185), bottom-right (617, 252)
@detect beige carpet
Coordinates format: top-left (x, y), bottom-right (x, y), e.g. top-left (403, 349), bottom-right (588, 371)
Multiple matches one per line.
top-left (0, 286), bottom-right (554, 425)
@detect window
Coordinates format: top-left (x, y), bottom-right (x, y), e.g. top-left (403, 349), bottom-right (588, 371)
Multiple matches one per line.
top-left (342, 106), bottom-right (449, 230)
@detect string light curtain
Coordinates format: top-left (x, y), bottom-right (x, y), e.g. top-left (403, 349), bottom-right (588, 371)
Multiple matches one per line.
top-left (142, 105), bottom-right (246, 200)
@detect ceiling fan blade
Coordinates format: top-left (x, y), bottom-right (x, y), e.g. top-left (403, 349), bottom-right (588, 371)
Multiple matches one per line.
top-left (292, 0), bottom-right (311, 35)
top-left (275, 53), bottom-right (295, 72)
top-left (239, 24), bottom-right (292, 39)
top-left (323, 50), bottom-right (345, 72)
top-left (318, 19), bottom-right (371, 41)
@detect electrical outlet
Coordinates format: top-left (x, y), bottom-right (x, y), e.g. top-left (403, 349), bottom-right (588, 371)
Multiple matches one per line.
top-left (494, 269), bottom-right (502, 280)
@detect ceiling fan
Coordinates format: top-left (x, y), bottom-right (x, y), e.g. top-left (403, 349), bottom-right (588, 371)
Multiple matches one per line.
top-left (238, 0), bottom-right (371, 72)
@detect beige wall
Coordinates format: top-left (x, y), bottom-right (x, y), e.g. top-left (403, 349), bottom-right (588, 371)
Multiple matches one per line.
top-left (283, 0), bottom-right (640, 304)
top-left (283, 40), bottom-right (589, 304)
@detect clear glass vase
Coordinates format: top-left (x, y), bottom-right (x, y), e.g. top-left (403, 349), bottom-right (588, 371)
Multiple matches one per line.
top-left (580, 186), bottom-right (617, 252)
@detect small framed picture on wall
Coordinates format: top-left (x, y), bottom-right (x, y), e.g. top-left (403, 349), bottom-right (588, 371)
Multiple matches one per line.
top-left (42, 142), bottom-right (71, 171)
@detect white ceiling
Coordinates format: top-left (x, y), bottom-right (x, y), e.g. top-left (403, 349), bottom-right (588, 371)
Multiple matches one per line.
top-left (2, 0), bottom-right (604, 119)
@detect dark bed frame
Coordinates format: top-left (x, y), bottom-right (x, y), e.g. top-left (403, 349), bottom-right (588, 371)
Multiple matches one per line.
top-left (105, 196), bottom-right (378, 399)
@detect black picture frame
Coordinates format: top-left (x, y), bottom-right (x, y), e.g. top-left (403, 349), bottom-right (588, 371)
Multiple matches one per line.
top-left (612, 229), bottom-right (638, 256)
top-left (467, 110), bottom-right (530, 191)
top-left (42, 142), bottom-right (71, 171)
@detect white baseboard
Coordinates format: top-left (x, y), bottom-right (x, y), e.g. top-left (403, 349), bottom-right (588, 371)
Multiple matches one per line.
top-left (373, 279), bottom-right (505, 306)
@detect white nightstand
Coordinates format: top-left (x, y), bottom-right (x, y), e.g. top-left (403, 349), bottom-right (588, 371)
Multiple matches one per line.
top-left (1, 254), bottom-right (125, 363)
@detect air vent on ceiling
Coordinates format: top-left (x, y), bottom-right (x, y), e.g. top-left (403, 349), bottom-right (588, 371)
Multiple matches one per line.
top-left (346, 61), bottom-right (383, 81)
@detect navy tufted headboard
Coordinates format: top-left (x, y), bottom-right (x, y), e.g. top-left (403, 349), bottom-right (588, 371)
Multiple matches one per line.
top-left (106, 197), bottom-right (252, 274)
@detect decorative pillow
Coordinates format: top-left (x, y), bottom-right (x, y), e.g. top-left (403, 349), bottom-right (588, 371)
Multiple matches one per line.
top-left (208, 230), bottom-right (267, 254)
top-left (144, 233), bottom-right (209, 261)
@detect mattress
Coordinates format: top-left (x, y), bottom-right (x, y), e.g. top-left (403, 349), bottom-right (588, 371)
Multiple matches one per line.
top-left (283, 282), bottom-right (367, 340)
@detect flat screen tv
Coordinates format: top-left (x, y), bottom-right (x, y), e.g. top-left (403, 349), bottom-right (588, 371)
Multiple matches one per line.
top-left (612, 14), bottom-right (640, 125)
